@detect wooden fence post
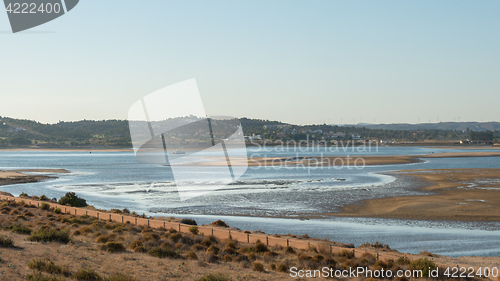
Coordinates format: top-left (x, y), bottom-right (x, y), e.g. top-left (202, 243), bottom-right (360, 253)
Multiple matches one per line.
top-left (147, 219), bottom-right (149, 227)
top-left (97, 212), bottom-right (99, 219)
top-left (135, 217), bottom-right (137, 225)
top-left (109, 214), bottom-right (111, 220)
top-left (330, 244), bottom-right (332, 254)
top-left (287, 239), bottom-right (289, 247)
top-left (122, 216), bottom-right (124, 223)
top-left (178, 223), bottom-right (180, 232)
top-left (163, 222), bottom-right (165, 228)
top-left (211, 229), bottom-right (213, 236)
top-left (228, 230), bottom-right (231, 239)
top-left (266, 236), bottom-right (269, 246)
top-left (74, 209), bottom-right (76, 215)
top-left (86, 210), bottom-right (88, 215)
top-left (247, 233), bottom-right (249, 243)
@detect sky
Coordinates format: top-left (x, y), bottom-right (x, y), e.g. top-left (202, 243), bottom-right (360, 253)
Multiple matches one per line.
top-left (1, 0), bottom-right (499, 125)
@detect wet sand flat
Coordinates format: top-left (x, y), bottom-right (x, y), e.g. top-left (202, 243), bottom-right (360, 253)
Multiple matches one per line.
top-left (182, 151), bottom-right (500, 167)
top-left (331, 168), bottom-right (500, 221)
top-left (0, 169), bottom-right (68, 186)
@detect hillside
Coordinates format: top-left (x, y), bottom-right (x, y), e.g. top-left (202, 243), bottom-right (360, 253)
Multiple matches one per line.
top-left (353, 122), bottom-right (500, 132)
top-left (0, 116), bottom-right (499, 148)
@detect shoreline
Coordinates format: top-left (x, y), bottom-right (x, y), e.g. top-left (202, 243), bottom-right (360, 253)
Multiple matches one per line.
top-left (188, 151), bottom-right (500, 167)
top-left (0, 169), bottom-right (68, 187)
top-left (0, 194), bottom-right (499, 280)
top-left (330, 168), bottom-right (500, 221)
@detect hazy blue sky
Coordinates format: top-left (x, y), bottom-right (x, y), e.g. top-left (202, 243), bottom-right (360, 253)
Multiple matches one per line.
top-left (1, 1), bottom-right (499, 125)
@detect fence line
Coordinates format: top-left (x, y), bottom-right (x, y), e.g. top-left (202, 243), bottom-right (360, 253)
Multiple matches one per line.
top-left (0, 195), bottom-right (378, 259)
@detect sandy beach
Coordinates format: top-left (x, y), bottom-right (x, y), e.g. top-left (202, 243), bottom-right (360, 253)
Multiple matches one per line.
top-left (332, 168), bottom-right (500, 221)
top-left (0, 170), bottom-right (66, 187)
top-left (182, 151), bottom-right (500, 167)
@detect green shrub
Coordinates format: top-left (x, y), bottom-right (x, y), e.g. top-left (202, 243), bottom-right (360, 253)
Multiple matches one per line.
top-left (39, 195), bottom-right (49, 201)
top-left (184, 251), bottom-right (198, 260)
top-left (72, 268), bottom-right (101, 281)
top-left (180, 218), bottom-right (197, 225)
top-left (255, 241), bottom-right (268, 253)
top-left (206, 245), bottom-right (220, 255)
top-left (197, 273), bottom-right (230, 281)
top-left (128, 240), bottom-right (142, 249)
top-left (339, 249), bottom-right (355, 258)
top-left (253, 262), bottom-right (265, 272)
top-left (27, 226), bottom-right (70, 243)
top-left (105, 241), bottom-right (126, 253)
top-left (54, 208), bottom-right (62, 214)
top-left (27, 259), bottom-right (70, 276)
top-left (188, 225), bottom-right (199, 235)
top-left (276, 263), bottom-right (288, 272)
top-left (284, 246), bottom-right (295, 254)
top-left (40, 202), bottom-right (50, 210)
top-left (19, 192), bottom-right (29, 197)
top-left (0, 235), bottom-right (14, 247)
top-left (397, 256), bottom-right (411, 265)
top-left (147, 245), bottom-right (176, 258)
top-left (169, 232), bottom-right (182, 242)
top-left (409, 258), bottom-right (437, 278)
top-left (3, 224), bottom-right (32, 235)
top-left (58, 192), bottom-right (88, 207)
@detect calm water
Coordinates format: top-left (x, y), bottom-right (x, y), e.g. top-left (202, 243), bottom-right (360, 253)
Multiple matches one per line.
top-left (1, 146), bottom-right (499, 256)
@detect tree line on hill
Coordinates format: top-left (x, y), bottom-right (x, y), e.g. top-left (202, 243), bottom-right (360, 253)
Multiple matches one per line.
top-left (0, 116), bottom-right (498, 147)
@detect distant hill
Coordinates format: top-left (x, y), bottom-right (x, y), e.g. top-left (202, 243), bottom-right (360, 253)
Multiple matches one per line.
top-left (352, 122), bottom-right (500, 132)
top-left (0, 116), bottom-right (498, 148)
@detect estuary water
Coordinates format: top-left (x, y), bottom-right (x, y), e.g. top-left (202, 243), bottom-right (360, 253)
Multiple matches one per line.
top-left (1, 146), bottom-right (499, 256)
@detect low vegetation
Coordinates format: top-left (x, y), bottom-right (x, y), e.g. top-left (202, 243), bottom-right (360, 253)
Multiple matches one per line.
top-left (58, 192), bottom-right (88, 207)
top-left (0, 196), bottom-right (483, 281)
top-left (27, 226), bottom-right (70, 243)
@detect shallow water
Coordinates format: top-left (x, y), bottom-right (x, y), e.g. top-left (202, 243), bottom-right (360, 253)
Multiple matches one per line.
top-left (1, 147), bottom-right (500, 256)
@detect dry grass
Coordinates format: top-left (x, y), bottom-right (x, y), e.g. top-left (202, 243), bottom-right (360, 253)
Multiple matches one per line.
top-left (0, 197), bottom-right (490, 281)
